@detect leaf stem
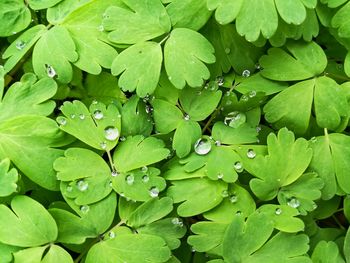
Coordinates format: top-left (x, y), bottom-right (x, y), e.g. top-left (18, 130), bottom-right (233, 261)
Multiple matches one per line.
top-left (106, 150), bottom-right (116, 172)
top-left (332, 215), bottom-right (345, 230)
top-left (159, 34), bottom-right (170, 45)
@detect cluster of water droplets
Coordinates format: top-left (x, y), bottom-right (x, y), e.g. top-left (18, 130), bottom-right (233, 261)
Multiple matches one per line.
top-left (224, 111), bottom-right (246, 128)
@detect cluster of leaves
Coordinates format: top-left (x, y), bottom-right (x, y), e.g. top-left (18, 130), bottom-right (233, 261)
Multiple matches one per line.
top-left (2, 0), bottom-right (350, 262)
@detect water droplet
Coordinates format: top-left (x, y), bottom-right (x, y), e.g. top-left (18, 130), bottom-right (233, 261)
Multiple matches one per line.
top-left (145, 105), bottom-right (153, 114)
top-left (287, 197), bottom-right (300, 208)
top-left (92, 99), bottom-right (98, 105)
top-left (217, 76), bottom-right (224, 86)
top-left (233, 162), bottom-right (243, 172)
top-left (142, 175), bottom-right (149, 183)
top-left (77, 180), bottom-right (88, 191)
top-left (194, 137), bottom-right (212, 155)
top-left (58, 118), bottom-right (67, 126)
top-left (97, 25), bottom-right (104, 31)
top-left (171, 218), bottom-right (184, 227)
top-left (126, 174), bottom-right (134, 185)
top-left (120, 136), bottom-right (126, 141)
top-left (310, 137), bottom-right (317, 143)
top-left (141, 166), bottom-right (148, 173)
top-left (108, 231), bottom-right (116, 239)
top-left (224, 111), bottom-right (246, 128)
top-left (46, 64), bottom-right (57, 78)
top-left (66, 185), bottom-right (73, 192)
top-left (184, 114), bottom-right (190, 121)
top-left (255, 63), bottom-right (261, 70)
top-left (70, 114), bottom-right (76, 119)
top-left (225, 48), bottom-right (231, 54)
top-left (217, 173), bottom-right (224, 180)
top-left (215, 140), bottom-right (221, 146)
top-left (79, 114), bottom-right (85, 120)
top-left (236, 211), bottom-right (242, 215)
top-left (248, 90), bottom-right (256, 98)
top-left (168, 76), bottom-right (172, 81)
top-left (256, 126), bottom-right (262, 133)
top-left (104, 126), bottom-right (119, 141)
top-left (15, 40), bottom-right (26, 50)
top-left (312, 203), bottom-right (318, 210)
top-left (111, 170), bottom-right (118, 177)
top-left (221, 190), bottom-right (229, 197)
top-left (242, 69), bottom-right (251, 78)
top-left (149, 187), bottom-right (159, 198)
top-left (230, 195), bottom-right (238, 203)
top-left (275, 208), bottom-right (282, 215)
top-left (80, 205), bottom-right (90, 213)
top-left (93, 110), bottom-right (104, 120)
top-left (247, 149), bottom-right (256, 159)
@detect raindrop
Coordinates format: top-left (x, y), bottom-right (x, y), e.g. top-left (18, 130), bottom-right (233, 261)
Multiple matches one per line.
top-left (171, 218), bottom-right (184, 227)
top-left (236, 211), bottom-right (242, 215)
top-left (111, 170), bottom-right (118, 177)
top-left (215, 140), bottom-right (221, 146)
top-left (92, 99), bottom-right (98, 105)
top-left (287, 197), bottom-right (300, 208)
top-left (184, 114), bottom-right (190, 121)
top-left (15, 40), bottom-right (26, 50)
top-left (248, 90), bottom-right (256, 98)
top-left (80, 205), bottom-right (90, 213)
top-left (120, 136), bottom-right (126, 142)
top-left (230, 195), bottom-right (238, 203)
top-left (221, 190), bottom-right (229, 198)
top-left (145, 105), bottom-right (153, 114)
top-left (58, 118), bottom-right (67, 126)
top-left (149, 187), bottom-right (159, 198)
top-left (255, 63), bottom-right (261, 70)
top-left (70, 114), bottom-right (76, 119)
top-left (275, 208), bottom-right (282, 215)
top-left (66, 185), bottom-right (73, 193)
top-left (141, 166), bottom-right (148, 173)
top-left (97, 25), bottom-right (104, 31)
top-left (310, 137), bottom-right (317, 143)
top-left (100, 141), bottom-right (107, 150)
top-left (142, 175), bottom-right (149, 183)
top-left (312, 203), bottom-right (318, 210)
top-left (108, 231), bottom-right (116, 239)
top-left (126, 174), bottom-right (134, 185)
top-left (256, 126), bottom-right (262, 133)
top-left (242, 69), bottom-right (251, 78)
top-left (79, 114), bottom-right (85, 120)
top-left (217, 76), bottom-right (224, 86)
top-left (104, 126), bottom-right (119, 141)
top-left (93, 110), bottom-right (104, 120)
top-left (233, 162), bottom-right (243, 172)
top-left (217, 173), bottom-right (224, 180)
top-left (77, 180), bottom-right (88, 191)
top-left (247, 149), bottom-right (256, 159)
top-left (224, 111), bottom-right (247, 128)
top-left (225, 48), bottom-right (231, 54)
top-left (194, 137), bottom-right (212, 155)
top-left (46, 64), bottom-right (56, 78)
top-left (241, 95), bottom-right (249, 102)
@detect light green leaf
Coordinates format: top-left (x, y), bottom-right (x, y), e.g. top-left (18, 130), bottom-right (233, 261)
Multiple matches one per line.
top-left (311, 241), bottom-right (345, 263)
top-left (85, 233), bottom-right (171, 263)
top-left (249, 128), bottom-right (312, 200)
top-left (332, 2), bottom-right (350, 38)
top-left (0, 243), bottom-right (20, 263)
top-left (167, 178), bottom-right (227, 216)
top-left (28, 0), bottom-right (63, 10)
top-left (212, 122), bottom-right (258, 145)
top-left (113, 135), bottom-right (170, 172)
top-left (0, 0), bottom-right (31, 37)
top-left (103, 0), bottom-right (171, 44)
top-left (112, 42), bottom-right (162, 97)
top-left (57, 100), bottom-right (121, 150)
top-left (274, 0), bottom-right (307, 25)
top-left (260, 41), bottom-right (327, 81)
top-left (164, 28), bottom-right (216, 89)
top-left (152, 99), bottom-right (183, 133)
top-left (207, 0), bottom-right (243, 25)
top-left (166, 0), bottom-right (212, 30)
top-left (0, 158), bottom-right (18, 197)
top-left (0, 196), bottom-right (57, 247)
top-left (345, 227), bottom-right (350, 262)
top-left (173, 120), bottom-right (201, 158)
top-left (14, 245), bottom-right (73, 263)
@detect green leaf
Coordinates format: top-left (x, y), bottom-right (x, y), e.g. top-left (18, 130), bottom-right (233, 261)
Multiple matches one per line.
top-left (260, 41), bottom-right (327, 81)
top-left (32, 26), bottom-right (78, 84)
top-left (173, 120), bottom-right (201, 158)
top-left (28, 0), bottom-right (63, 10)
top-left (0, 158), bottom-right (18, 197)
top-left (345, 227), bottom-right (350, 262)
top-left (212, 122), bottom-right (258, 145)
top-left (332, 2), bottom-right (350, 38)
top-left (57, 100), bottom-right (121, 150)
top-left (14, 245), bottom-right (74, 263)
top-left (166, 0), bottom-right (212, 30)
top-left (2, 25), bottom-right (47, 73)
top-left (49, 193), bottom-right (116, 244)
top-left (0, 0), bottom-right (31, 37)
top-left (113, 135), bottom-right (170, 172)
top-left (61, 0), bottom-right (118, 74)
top-left (152, 99), bottom-right (183, 133)
top-left (0, 243), bottom-right (20, 263)
top-left (112, 42), bottom-right (162, 97)
top-left (207, 0), bottom-right (243, 25)
top-left (103, 0), bottom-right (171, 44)
top-left (85, 233), bottom-right (171, 263)
top-left (249, 128), bottom-right (312, 200)
top-left (311, 241), bottom-right (345, 263)
top-left (167, 177), bottom-right (227, 216)
top-left (0, 195), bottom-right (57, 247)
top-left (274, 0), bottom-right (307, 25)
top-left (164, 28), bottom-right (216, 89)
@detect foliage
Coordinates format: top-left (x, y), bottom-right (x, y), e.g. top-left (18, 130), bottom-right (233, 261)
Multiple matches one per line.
top-left (1, 0), bottom-right (350, 262)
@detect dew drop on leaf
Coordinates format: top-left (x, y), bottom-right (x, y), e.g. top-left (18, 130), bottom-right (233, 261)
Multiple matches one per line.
top-left (97, 25), bottom-right (104, 32)
top-left (247, 149), bottom-right (256, 159)
top-left (108, 231), bottom-right (116, 239)
top-left (125, 174), bottom-right (134, 185)
top-left (46, 64), bottom-right (57, 78)
top-left (224, 111), bottom-right (246, 128)
top-left (242, 69), bottom-right (251, 77)
top-left (66, 185), bottom-right (73, 193)
top-left (241, 94), bottom-right (249, 102)
top-left (142, 175), bottom-right (149, 183)
top-left (221, 190), bottom-right (229, 197)
top-left (70, 114), bottom-right (76, 119)
top-left (287, 197), bottom-right (300, 208)
top-left (225, 48), bottom-right (230, 54)
top-left (236, 211), bottom-right (242, 215)
top-left (145, 105), bottom-right (153, 114)
top-left (217, 173), bottom-right (224, 180)
top-left (194, 137), bottom-right (212, 155)
top-left (79, 114), bottom-right (85, 120)
top-left (141, 166), bottom-right (148, 173)
top-left (149, 187), bottom-right (159, 198)
top-left (120, 136), bottom-right (126, 142)
top-left (171, 218), bottom-right (184, 227)
top-left (15, 40), bottom-right (26, 50)
top-left (100, 141), bottom-right (107, 150)
top-left (111, 170), bottom-right (118, 177)
top-left (93, 110), bottom-right (104, 120)
top-left (229, 195), bottom-right (238, 203)
top-left (77, 180), bottom-right (88, 191)
top-left (57, 118), bottom-right (67, 126)
top-left (184, 114), bottom-right (190, 121)
top-left (80, 205), bottom-right (90, 213)
top-left (217, 76), bottom-right (224, 86)
top-left (249, 90), bottom-right (256, 98)
top-left (255, 63), bottom-right (261, 70)
top-left (233, 161), bottom-right (243, 172)
top-left (275, 208), bottom-right (282, 215)
top-left (104, 126), bottom-right (119, 141)
top-left (215, 140), bottom-right (221, 146)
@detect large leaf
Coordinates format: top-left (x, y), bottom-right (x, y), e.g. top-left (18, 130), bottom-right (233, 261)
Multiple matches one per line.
top-left (164, 28), bottom-right (216, 89)
top-left (0, 196), bottom-right (57, 247)
top-left (103, 0), bottom-right (171, 44)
